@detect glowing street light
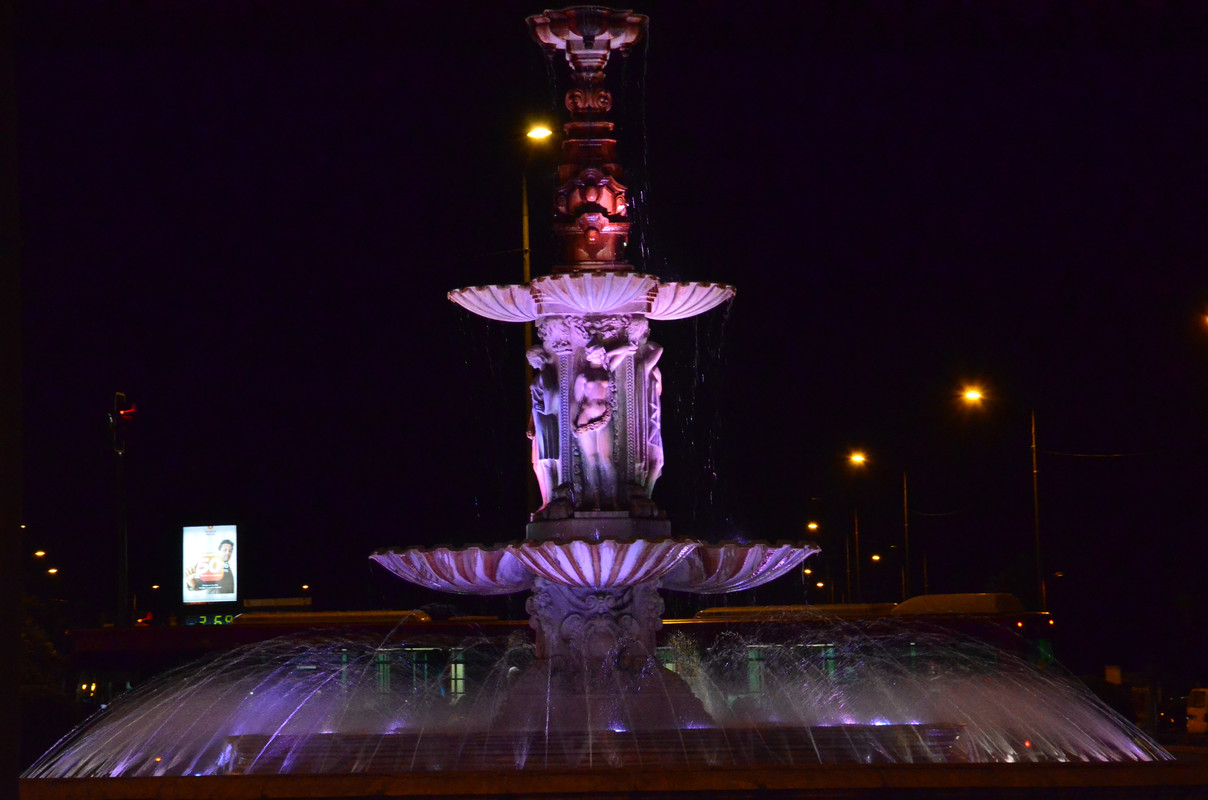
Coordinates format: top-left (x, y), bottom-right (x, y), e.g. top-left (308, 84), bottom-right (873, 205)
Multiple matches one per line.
top-left (520, 122), bottom-right (557, 512)
top-left (960, 385), bottom-right (1047, 612)
top-left (846, 450), bottom-right (869, 601)
top-left (848, 448), bottom-right (913, 602)
top-left (521, 123), bottom-right (556, 287)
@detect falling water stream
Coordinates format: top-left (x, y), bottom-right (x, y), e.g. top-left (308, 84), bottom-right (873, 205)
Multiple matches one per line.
top-left (24, 614), bottom-right (1168, 778)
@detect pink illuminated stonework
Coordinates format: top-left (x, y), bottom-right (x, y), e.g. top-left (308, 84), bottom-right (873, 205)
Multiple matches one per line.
top-left (371, 5), bottom-right (818, 733)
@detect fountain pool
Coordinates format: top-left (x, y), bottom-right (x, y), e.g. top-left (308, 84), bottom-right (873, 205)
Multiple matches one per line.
top-left (23, 614), bottom-right (1168, 779)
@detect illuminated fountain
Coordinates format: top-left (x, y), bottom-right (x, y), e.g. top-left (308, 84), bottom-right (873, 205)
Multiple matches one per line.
top-left (23, 5), bottom-right (1177, 788)
top-left (368, 5), bottom-right (815, 737)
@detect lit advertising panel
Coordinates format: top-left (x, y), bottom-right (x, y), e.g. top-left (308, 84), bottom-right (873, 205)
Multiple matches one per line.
top-left (182, 524), bottom-right (238, 604)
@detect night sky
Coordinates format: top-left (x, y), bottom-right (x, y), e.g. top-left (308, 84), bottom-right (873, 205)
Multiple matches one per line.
top-left (16, 1), bottom-right (1208, 680)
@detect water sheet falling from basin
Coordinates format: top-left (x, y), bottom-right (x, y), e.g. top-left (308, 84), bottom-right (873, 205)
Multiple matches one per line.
top-left (24, 618), bottom-right (1168, 778)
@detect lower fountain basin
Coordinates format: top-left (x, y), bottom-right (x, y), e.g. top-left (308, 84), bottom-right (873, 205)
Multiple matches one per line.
top-left (217, 724), bottom-right (973, 774)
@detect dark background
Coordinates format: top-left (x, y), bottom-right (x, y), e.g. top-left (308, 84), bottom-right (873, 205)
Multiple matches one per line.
top-left (14, 1), bottom-right (1208, 682)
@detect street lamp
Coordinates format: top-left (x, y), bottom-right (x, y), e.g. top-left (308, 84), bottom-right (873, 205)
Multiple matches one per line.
top-left (520, 124), bottom-right (556, 510)
top-left (960, 385), bottom-right (1046, 612)
top-left (109, 392), bottom-right (137, 627)
top-left (521, 123), bottom-right (554, 290)
top-left (846, 449), bottom-right (914, 603)
top-left (847, 450), bottom-right (867, 601)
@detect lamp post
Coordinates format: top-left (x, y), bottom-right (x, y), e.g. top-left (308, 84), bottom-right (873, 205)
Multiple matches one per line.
top-left (1029, 410), bottom-right (1046, 612)
top-left (960, 386), bottom-right (1047, 612)
top-left (901, 470), bottom-right (910, 600)
top-left (521, 124), bottom-right (553, 353)
top-left (846, 450), bottom-right (915, 603)
top-left (521, 125), bottom-right (553, 510)
top-left (848, 451), bottom-right (866, 602)
top-left (108, 392), bottom-right (136, 626)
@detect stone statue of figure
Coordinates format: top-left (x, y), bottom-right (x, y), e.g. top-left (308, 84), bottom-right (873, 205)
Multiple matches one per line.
top-left (638, 337), bottom-right (664, 495)
top-left (620, 316), bottom-right (664, 500)
top-left (526, 345), bottom-right (560, 507)
top-left (573, 344), bottom-right (617, 509)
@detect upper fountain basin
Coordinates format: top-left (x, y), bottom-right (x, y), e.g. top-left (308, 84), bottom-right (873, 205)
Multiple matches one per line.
top-left (448, 272), bottom-right (735, 322)
top-left (509, 537), bottom-right (698, 589)
top-left (372, 538), bottom-right (819, 595)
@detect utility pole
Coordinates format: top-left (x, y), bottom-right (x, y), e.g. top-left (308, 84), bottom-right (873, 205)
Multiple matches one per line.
top-left (1031, 411), bottom-right (1047, 612)
top-left (853, 509), bottom-right (861, 603)
top-left (109, 393), bottom-right (135, 626)
top-left (902, 471), bottom-right (910, 601)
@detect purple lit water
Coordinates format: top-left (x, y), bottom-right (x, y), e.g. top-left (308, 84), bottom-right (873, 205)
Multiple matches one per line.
top-left (23, 619), bottom-right (1168, 777)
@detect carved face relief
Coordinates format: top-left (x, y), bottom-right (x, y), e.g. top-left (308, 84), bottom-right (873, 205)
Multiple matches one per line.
top-left (580, 616), bottom-right (621, 662)
top-left (586, 315), bottom-right (623, 339)
top-left (557, 168), bottom-right (629, 221)
top-left (625, 316), bottom-right (650, 346)
top-left (536, 316), bottom-right (582, 354)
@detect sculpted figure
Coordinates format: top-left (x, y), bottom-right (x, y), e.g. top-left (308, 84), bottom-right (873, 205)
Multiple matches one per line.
top-left (536, 316), bottom-right (580, 355)
top-left (617, 316), bottom-right (664, 504)
top-left (573, 344), bottom-right (617, 509)
top-left (638, 337), bottom-right (664, 494)
top-left (526, 345), bottom-right (561, 506)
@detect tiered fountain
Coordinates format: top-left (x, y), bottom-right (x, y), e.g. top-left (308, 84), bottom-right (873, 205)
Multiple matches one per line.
top-left (369, 5), bottom-right (817, 737)
top-left (25, 7), bottom-right (1195, 796)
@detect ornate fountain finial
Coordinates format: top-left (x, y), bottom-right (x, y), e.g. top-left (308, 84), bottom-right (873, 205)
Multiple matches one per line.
top-left (445, 6), bottom-right (734, 527)
top-left (528, 7), bottom-right (647, 273)
top-left (528, 7), bottom-right (647, 65)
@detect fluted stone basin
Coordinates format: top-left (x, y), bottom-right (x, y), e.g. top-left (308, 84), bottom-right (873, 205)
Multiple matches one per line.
top-left (508, 538), bottom-right (698, 589)
top-left (373, 539), bottom-right (821, 596)
top-left (370, 545), bottom-right (533, 595)
top-left (660, 541), bottom-right (821, 593)
top-left (447, 272), bottom-right (734, 322)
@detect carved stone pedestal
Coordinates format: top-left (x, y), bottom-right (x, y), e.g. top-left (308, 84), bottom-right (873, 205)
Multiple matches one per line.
top-left (527, 511), bottom-right (670, 543)
top-left (493, 578), bottom-right (711, 733)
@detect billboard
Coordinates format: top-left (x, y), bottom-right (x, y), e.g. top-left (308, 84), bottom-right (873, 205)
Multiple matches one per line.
top-left (182, 524), bottom-right (238, 604)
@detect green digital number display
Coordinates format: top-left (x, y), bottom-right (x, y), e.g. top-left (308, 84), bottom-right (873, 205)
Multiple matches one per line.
top-left (188, 614), bottom-right (235, 626)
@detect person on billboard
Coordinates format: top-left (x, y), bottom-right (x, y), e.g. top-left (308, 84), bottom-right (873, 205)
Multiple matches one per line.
top-left (184, 539), bottom-right (235, 595)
